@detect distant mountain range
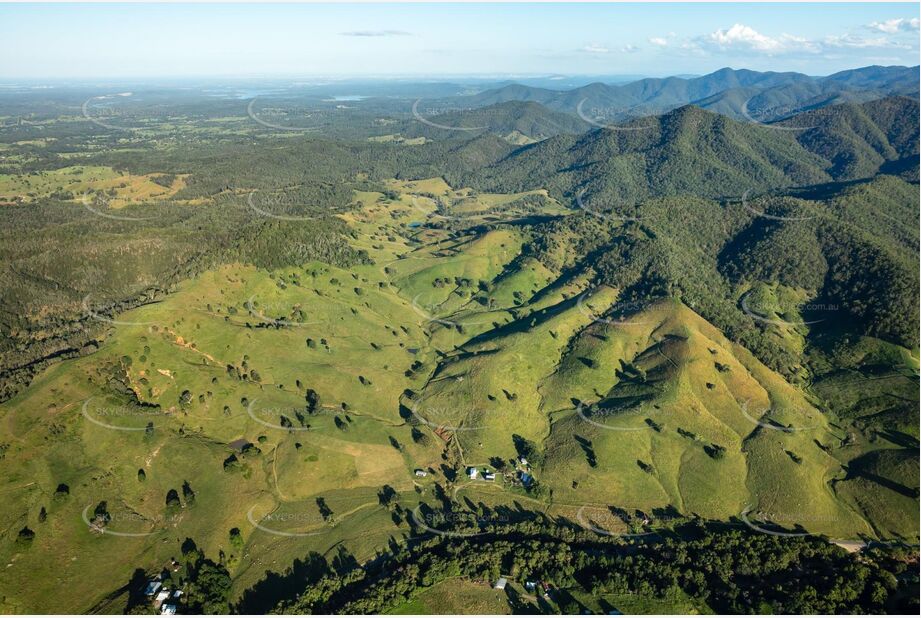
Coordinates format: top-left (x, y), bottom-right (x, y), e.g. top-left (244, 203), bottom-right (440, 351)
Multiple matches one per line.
top-left (441, 65), bottom-right (919, 127)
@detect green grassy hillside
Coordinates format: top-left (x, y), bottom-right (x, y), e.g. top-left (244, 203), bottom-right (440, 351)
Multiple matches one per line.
top-left (0, 176), bottom-right (916, 613)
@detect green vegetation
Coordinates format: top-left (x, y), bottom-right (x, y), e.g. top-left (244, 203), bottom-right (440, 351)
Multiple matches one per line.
top-left (0, 74), bottom-right (917, 614)
top-left (271, 519), bottom-right (917, 615)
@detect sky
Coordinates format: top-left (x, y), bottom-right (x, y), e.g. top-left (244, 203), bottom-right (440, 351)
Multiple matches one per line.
top-left (0, 2), bottom-right (918, 79)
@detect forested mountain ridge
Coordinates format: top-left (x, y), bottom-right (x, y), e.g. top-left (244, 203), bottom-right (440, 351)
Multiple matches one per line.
top-left (825, 64), bottom-right (921, 92)
top-left (452, 96), bottom-right (919, 202)
top-left (455, 65), bottom-right (920, 123)
top-left (788, 95), bottom-right (920, 179)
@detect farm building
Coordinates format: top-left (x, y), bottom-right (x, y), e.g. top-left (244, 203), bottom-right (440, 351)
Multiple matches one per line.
top-left (144, 581), bottom-right (162, 596)
top-left (153, 590), bottom-right (170, 607)
top-left (494, 577), bottom-right (507, 590)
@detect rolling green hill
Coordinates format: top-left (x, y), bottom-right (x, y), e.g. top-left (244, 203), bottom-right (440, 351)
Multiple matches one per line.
top-left (0, 78), bottom-right (917, 615)
top-left (0, 174), bottom-right (916, 613)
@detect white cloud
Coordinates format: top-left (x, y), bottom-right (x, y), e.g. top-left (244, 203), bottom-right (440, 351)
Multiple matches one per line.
top-left (690, 23), bottom-right (914, 56)
top-left (705, 24), bottom-right (785, 52)
top-left (823, 33), bottom-right (908, 50)
top-left (621, 44), bottom-right (640, 54)
top-left (581, 43), bottom-right (609, 54)
top-left (778, 34), bottom-right (821, 54)
top-left (868, 18), bottom-right (920, 34)
top-left (648, 37), bottom-right (669, 47)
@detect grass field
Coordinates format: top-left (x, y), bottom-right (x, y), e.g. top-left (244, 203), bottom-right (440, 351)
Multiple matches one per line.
top-left (386, 578), bottom-right (511, 615)
top-left (0, 164), bottom-right (186, 206)
top-left (0, 177), bottom-right (916, 613)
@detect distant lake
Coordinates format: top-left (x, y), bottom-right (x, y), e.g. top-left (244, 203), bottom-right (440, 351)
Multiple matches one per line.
top-left (204, 89), bottom-right (282, 99)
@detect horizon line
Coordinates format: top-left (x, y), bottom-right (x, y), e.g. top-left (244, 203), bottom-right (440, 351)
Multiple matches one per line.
top-left (0, 63), bottom-right (916, 84)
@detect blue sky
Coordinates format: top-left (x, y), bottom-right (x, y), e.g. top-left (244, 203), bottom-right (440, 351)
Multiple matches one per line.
top-left (1, 3), bottom-right (918, 79)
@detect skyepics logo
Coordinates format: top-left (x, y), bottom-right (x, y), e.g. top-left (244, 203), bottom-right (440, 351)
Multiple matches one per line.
top-left (246, 97), bottom-right (320, 132)
top-left (82, 294), bottom-right (156, 327)
top-left (246, 399), bottom-right (319, 432)
top-left (411, 99), bottom-right (486, 132)
top-left (81, 398), bottom-right (166, 432)
top-left (410, 293), bottom-right (494, 329)
top-left (574, 401), bottom-right (651, 433)
top-left (739, 290), bottom-right (834, 327)
top-left (82, 94), bottom-right (179, 132)
top-left (576, 291), bottom-right (655, 327)
top-left (408, 398), bottom-right (487, 432)
top-left (243, 295), bottom-right (319, 328)
top-left (576, 505), bottom-right (656, 538)
top-left (575, 188), bottom-right (651, 222)
top-left (575, 100), bottom-right (656, 132)
top-left (246, 506), bottom-right (329, 537)
top-left (409, 505), bottom-right (507, 538)
top-left (739, 98), bottom-right (834, 132)
top-left (408, 194), bottom-right (477, 223)
top-left (81, 93), bottom-right (140, 131)
top-left (738, 399), bottom-right (822, 433)
top-left (79, 190), bottom-right (155, 222)
top-left (739, 505), bottom-right (819, 538)
top-left (81, 502), bottom-right (180, 537)
top-left (245, 190), bottom-right (317, 221)
top-left (739, 189), bottom-right (815, 222)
